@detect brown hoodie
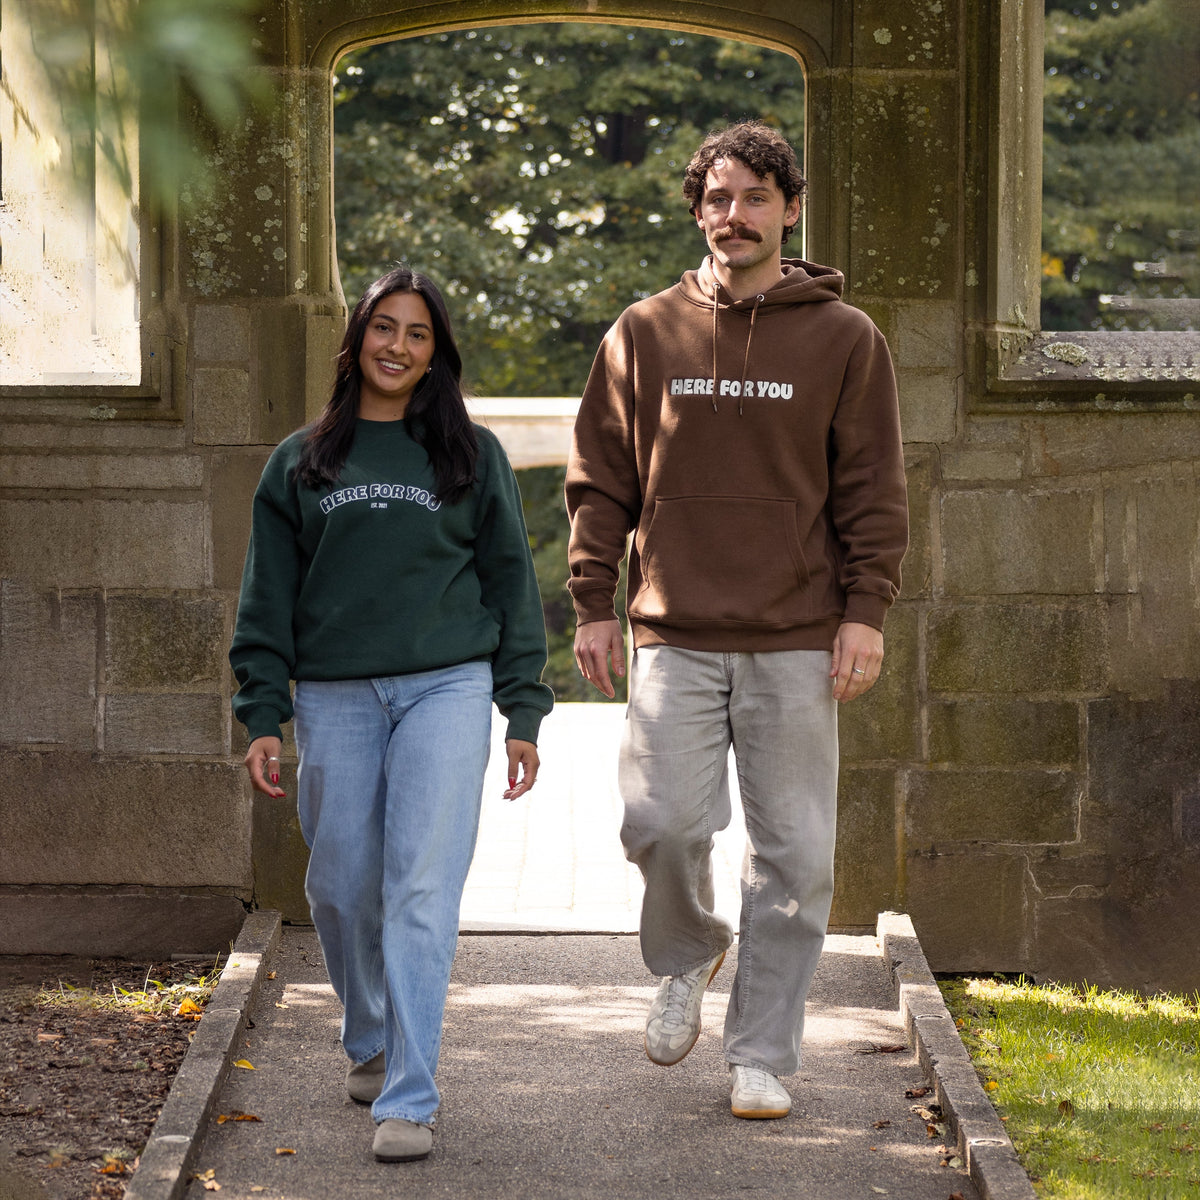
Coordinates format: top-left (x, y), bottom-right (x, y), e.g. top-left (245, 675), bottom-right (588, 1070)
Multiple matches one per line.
top-left (566, 256), bottom-right (908, 652)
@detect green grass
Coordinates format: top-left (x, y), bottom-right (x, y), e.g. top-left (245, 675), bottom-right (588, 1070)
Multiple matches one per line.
top-left (939, 976), bottom-right (1200, 1199)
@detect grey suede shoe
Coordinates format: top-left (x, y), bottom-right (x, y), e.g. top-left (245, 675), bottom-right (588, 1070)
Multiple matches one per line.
top-left (372, 1118), bottom-right (433, 1162)
top-left (346, 1052), bottom-right (385, 1104)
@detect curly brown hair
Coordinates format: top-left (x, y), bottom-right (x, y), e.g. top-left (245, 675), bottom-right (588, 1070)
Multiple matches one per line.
top-left (682, 121), bottom-right (807, 244)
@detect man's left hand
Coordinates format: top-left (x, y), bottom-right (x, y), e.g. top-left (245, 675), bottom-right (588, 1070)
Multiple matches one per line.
top-left (830, 622), bottom-right (884, 702)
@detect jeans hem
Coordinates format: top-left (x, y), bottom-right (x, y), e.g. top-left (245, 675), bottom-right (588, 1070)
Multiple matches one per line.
top-left (373, 1110), bottom-right (437, 1127)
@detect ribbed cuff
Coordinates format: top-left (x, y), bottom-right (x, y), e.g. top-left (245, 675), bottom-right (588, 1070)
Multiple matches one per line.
top-left (503, 704), bottom-right (545, 746)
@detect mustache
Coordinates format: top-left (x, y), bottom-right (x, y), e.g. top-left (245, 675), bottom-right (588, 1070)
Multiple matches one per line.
top-left (713, 225), bottom-right (763, 244)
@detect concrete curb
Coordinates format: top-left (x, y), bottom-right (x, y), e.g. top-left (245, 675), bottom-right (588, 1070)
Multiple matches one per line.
top-left (124, 910), bottom-right (282, 1200)
top-left (878, 912), bottom-right (1036, 1200)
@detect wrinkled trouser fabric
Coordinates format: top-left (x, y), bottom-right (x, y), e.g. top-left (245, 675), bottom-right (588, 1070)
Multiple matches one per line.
top-left (293, 664), bottom-right (492, 1125)
top-left (618, 646), bottom-right (838, 1076)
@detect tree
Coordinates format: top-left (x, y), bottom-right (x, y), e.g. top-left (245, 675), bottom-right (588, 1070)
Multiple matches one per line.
top-left (333, 23), bottom-right (805, 700)
top-left (333, 23), bottom-right (805, 396)
top-left (1042, 0), bottom-right (1200, 330)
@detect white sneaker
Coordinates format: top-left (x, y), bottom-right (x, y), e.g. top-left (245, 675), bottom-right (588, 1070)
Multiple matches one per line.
top-left (729, 1064), bottom-right (792, 1119)
top-left (644, 951), bottom-right (726, 1065)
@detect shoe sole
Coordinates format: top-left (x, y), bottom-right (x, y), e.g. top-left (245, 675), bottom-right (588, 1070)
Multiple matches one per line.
top-left (644, 950), bottom-right (726, 1066)
top-left (374, 1148), bottom-right (432, 1162)
top-left (731, 1103), bottom-right (791, 1120)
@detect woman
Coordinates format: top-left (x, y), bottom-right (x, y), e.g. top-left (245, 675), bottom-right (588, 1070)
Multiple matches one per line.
top-left (229, 266), bottom-right (553, 1163)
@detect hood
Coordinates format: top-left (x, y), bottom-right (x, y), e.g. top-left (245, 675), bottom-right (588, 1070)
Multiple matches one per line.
top-left (678, 257), bottom-right (845, 413)
top-left (679, 256), bottom-right (845, 311)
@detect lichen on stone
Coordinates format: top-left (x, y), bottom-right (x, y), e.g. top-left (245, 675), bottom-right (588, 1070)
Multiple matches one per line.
top-left (1042, 341), bottom-right (1090, 367)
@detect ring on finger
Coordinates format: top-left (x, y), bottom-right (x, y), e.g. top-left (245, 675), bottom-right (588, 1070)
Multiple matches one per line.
top-left (852, 667), bottom-right (866, 675)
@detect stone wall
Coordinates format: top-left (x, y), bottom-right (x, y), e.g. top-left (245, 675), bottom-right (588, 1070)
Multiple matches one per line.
top-left (1, 0), bottom-right (1197, 989)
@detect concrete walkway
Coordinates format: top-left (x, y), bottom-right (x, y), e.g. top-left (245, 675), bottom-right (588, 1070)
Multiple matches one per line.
top-left (125, 705), bottom-right (1034, 1200)
top-left (461, 703), bottom-right (746, 933)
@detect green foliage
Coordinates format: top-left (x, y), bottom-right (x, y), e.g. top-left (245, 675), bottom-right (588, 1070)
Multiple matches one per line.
top-left (1042, 0), bottom-right (1200, 329)
top-left (26, 0), bottom-right (273, 208)
top-left (516, 466), bottom-right (627, 703)
top-left (941, 975), bottom-right (1200, 1197)
top-left (333, 23), bottom-right (805, 395)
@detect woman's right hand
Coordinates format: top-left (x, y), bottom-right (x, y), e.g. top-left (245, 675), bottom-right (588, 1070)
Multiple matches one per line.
top-left (244, 735), bottom-right (287, 798)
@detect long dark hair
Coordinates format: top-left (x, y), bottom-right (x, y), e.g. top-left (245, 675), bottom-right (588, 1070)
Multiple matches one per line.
top-left (296, 266), bottom-right (479, 503)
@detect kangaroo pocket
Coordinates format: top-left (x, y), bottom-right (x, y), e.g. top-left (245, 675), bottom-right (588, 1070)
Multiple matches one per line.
top-left (630, 496), bottom-right (813, 628)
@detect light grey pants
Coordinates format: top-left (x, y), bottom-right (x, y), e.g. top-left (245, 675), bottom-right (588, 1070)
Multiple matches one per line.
top-left (618, 646), bottom-right (838, 1076)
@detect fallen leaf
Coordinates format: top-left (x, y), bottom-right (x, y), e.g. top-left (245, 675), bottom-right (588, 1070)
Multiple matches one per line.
top-left (275, 1148), bottom-right (296, 1156)
top-left (950, 1193), bottom-right (966, 1199)
top-left (90, 1037), bottom-right (118, 1047)
top-left (856, 1043), bottom-right (907, 1055)
top-left (36, 1033), bottom-right (64, 1042)
top-left (202, 1181), bottom-right (221, 1192)
top-left (873, 1119), bottom-right (892, 1129)
top-left (233, 1059), bottom-right (255, 1070)
top-left (871, 1188), bottom-right (889, 1195)
top-left (267, 971), bottom-right (277, 980)
top-left (177, 997), bottom-right (204, 1018)
top-left (1058, 1099), bottom-right (1076, 1120)
top-left (217, 1111), bottom-right (262, 1124)
top-left (194, 1169), bottom-right (216, 1181)
top-left (275, 1002), bottom-right (289, 1009)
top-left (98, 1156), bottom-right (128, 1176)
top-left (251, 1188), bottom-right (266, 1194)
top-left (927, 1123), bottom-right (940, 1138)
top-left (984, 1080), bottom-right (999, 1092)
top-left (905, 1086), bottom-right (931, 1099)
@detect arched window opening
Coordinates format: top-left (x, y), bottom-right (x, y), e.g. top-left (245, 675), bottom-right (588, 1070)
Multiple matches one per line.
top-left (332, 22), bottom-right (805, 700)
top-left (332, 23), bottom-right (806, 398)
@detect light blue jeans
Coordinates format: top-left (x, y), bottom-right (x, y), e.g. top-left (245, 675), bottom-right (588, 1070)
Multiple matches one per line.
top-left (618, 647), bottom-right (838, 1076)
top-left (293, 663), bottom-right (493, 1125)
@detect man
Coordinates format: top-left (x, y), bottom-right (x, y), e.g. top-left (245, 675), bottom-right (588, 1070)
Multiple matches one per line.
top-left (565, 121), bottom-right (907, 1119)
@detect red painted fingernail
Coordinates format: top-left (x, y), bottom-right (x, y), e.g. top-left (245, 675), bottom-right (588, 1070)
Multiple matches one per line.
top-left (508, 777), bottom-right (517, 788)
top-left (270, 773), bottom-right (279, 784)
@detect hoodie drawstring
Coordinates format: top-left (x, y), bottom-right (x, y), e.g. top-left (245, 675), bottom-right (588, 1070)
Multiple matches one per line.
top-left (738, 295), bottom-right (764, 416)
top-left (710, 291), bottom-right (720, 413)
top-left (710, 286), bottom-right (765, 416)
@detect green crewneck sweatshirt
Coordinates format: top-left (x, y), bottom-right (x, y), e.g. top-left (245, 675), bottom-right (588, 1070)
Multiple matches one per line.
top-left (230, 419), bottom-right (553, 745)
